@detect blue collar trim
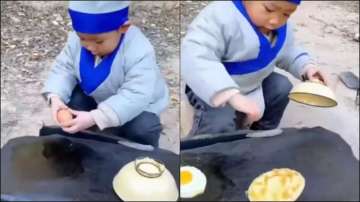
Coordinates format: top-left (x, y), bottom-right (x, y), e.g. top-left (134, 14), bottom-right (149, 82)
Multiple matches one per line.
top-left (288, 0), bottom-right (301, 5)
top-left (79, 34), bottom-right (125, 95)
top-left (223, 1), bottom-right (287, 75)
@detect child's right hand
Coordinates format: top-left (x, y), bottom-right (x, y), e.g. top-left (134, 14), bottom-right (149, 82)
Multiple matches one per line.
top-left (228, 93), bottom-right (262, 127)
top-left (50, 95), bottom-right (69, 125)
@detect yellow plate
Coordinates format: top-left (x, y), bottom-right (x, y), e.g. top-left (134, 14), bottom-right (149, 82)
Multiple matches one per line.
top-left (289, 81), bottom-right (337, 107)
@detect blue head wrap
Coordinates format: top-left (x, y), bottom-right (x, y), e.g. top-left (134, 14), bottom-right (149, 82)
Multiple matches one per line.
top-left (287, 0), bottom-right (301, 5)
top-left (68, 1), bottom-right (130, 34)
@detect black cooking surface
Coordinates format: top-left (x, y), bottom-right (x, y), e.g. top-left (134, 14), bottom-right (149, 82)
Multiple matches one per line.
top-left (1, 127), bottom-right (179, 201)
top-left (180, 127), bottom-right (359, 201)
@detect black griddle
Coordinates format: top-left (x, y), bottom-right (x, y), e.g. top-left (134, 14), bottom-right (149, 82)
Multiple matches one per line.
top-left (1, 126), bottom-right (179, 201)
top-left (180, 127), bottom-right (359, 201)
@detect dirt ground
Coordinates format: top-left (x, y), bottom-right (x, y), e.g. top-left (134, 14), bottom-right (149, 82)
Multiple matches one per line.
top-left (278, 1), bottom-right (359, 160)
top-left (1, 1), bottom-right (180, 153)
top-left (180, 1), bottom-right (359, 159)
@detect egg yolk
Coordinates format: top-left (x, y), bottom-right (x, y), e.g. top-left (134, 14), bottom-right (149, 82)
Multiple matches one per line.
top-left (180, 170), bottom-right (193, 185)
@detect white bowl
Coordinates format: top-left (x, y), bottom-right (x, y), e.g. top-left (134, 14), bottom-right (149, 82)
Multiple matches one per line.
top-left (113, 157), bottom-right (179, 201)
top-left (289, 81), bottom-right (337, 107)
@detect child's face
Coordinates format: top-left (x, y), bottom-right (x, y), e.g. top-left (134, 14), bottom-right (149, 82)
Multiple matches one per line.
top-left (77, 24), bottom-right (129, 57)
top-left (244, 1), bottom-right (297, 33)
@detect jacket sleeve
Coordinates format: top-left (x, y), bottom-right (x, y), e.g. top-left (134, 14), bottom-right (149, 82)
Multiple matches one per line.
top-left (41, 32), bottom-right (79, 103)
top-left (96, 31), bottom-right (158, 127)
top-left (181, 2), bottom-right (240, 107)
top-left (276, 23), bottom-right (316, 79)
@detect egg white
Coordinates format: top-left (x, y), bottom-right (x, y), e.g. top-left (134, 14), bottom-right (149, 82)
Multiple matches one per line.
top-left (180, 166), bottom-right (207, 198)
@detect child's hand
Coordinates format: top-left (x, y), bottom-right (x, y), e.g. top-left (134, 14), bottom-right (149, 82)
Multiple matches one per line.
top-left (303, 64), bottom-right (330, 86)
top-left (61, 110), bottom-right (95, 134)
top-left (229, 93), bottom-right (262, 126)
top-left (50, 96), bottom-right (69, 125)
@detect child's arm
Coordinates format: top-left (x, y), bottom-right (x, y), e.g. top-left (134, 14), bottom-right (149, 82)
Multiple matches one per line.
top-left (41, 32), bottom-right (78, 104)
top-left (276, 23), bottom-right (328, 83)
top-left (182, 2), bottom-right (262, 124)
top-left (302, 64), bottom-right (329, 85)
top-left (181, 2), bottom-right (240, 107)
top-left (89, 31), bottom-right (161, 130)
top-left (41, 32), bottom-right (79, 127)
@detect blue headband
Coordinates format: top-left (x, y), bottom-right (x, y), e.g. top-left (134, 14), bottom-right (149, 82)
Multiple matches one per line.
top-left (68, 7), bottom-right (129, 34)
top-left (288, 0), bottom-right (301, 5)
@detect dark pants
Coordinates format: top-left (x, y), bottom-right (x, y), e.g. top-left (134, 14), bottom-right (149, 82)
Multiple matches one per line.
top-left (67, 86), bottom-right (162, 147)
top-left (186, 72), bottom-right (293, 135)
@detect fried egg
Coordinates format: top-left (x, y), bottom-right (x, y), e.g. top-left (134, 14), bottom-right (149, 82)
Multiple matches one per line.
top-left (246, 168), bottom-right (305, 201)
top-left (180, 166), bottom-right (207, 198)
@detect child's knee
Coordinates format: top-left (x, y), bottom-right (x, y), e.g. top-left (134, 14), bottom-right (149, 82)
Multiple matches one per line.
top-left (68, 85), bottom-right (97, 110)
top-left (124, 112), bottom-right (162, 146)
top-left (273, 74), bottom-right (293, 97)
top-left (280, 79), bottom-right (293, 96)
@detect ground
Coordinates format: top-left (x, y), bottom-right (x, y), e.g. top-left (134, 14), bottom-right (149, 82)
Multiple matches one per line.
top-left (1, 1), bottom-right (180, 153)
top-left (180, 1), bottom-right (359, 159)
top-left (1, 1), bottom-right (359, 158)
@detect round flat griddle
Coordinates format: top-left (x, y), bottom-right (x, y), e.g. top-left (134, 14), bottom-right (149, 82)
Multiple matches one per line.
top-left (1, 126), bottom-right (179, 201)
top-left (180, 127), bottom-right (359, 201)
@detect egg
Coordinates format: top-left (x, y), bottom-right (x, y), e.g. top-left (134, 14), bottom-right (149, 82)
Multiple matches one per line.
top-left (246, 168), bottom-right (305, 201)
top-left (180, 166), bottom-right (207, 198)
top-left (57, 109), bottom-right (73, 124)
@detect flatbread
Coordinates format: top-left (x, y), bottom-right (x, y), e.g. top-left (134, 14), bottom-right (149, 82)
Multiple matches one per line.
top-left (247, 168), bottom-right (305, 201)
